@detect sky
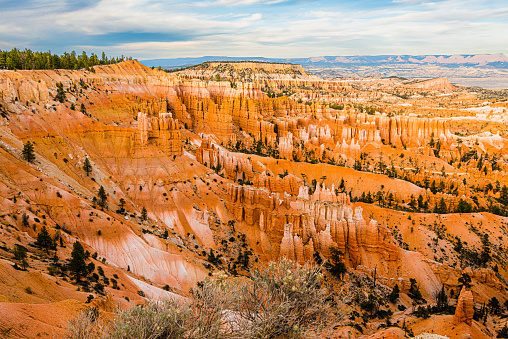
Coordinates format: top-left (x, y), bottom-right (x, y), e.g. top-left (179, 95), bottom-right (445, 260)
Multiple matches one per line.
top-left (0, 0), bottom-right (507, 60)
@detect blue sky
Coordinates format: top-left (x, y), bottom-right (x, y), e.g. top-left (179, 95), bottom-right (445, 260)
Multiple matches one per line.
top-left (0, 0), bottom-right (507, 59)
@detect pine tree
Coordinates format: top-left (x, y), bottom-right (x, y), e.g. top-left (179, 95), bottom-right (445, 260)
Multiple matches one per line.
top-left (417, 194), bottom-right (425, 210)
top-left (0, 48), bottom-right (125, 71)
top-left (454, 237), bottom-right (463, 253)
top-left (500, 185), bottom-right (508, 206)
top-left (456, 199), bottom-right (472, 213)
top-left (13, 244), bottom-right (27, 261)
top-left (97, 185), bottom-right (107, 208)
top-left (141, 206), bottom-right (148, 221)
top-left (409, 195), bottom-right (416, 209)
top-left (387, 192), bottom-right (394, 206)
top-left (339, 178), bottom-right (345, 191)
top-left (388, 283), bottom-right (400, 303)
top-left (22, 140), bottom-right (36, 163)
top-left (83, 157), bottom-right (92, 176)
top-left (430, 180), bottom-right (437, 194)
top-left (13, 244), bottom-right (28, 269)
top-left (480, 233), bottom-right (491, 265)
top-left (0, 53), bottom-right (6, 68)
top-left (409, 278), bottom-right (423, 302)
top-left (327, 247), bottom-right (347, 279)
top-left (6, 57), bottom-right (15, 70)
top-left (69, 241), bottom-right (88, 282)
top-left (36, 225), bottom-right (54, 253)
top-left (438, 197), bottom-right (447, 214)
top-left (436, 286), bottom-right (448, 311)
top-left (376, 190), bottom-right (384, 206)
top-left (55, 82), bottom-right (66, 103)
top-left (433, 203), bottom-right (439, 214)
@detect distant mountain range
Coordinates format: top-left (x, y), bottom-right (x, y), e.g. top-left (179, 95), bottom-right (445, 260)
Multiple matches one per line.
top-left (141, 54), bottom-right (508, 68)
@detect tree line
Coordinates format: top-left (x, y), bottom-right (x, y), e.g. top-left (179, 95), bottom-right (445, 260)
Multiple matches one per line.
top-left (0, 48), bottom-right (131, 71)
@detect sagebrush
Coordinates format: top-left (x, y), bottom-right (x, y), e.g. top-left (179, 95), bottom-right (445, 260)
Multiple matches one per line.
top-left (66, 259), bottom-right (334, 339)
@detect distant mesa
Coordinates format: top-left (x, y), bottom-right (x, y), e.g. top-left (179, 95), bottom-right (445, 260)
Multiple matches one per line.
top-left (406, 77), bottom-right (457, 92)
top-left (187, 61), bottom-right (306, 74)
top-left (141, 53), bottom-right (508, 68)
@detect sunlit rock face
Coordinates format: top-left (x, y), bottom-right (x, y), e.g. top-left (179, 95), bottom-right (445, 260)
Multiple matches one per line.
top-left (454, 287), bottom-right (474, 325)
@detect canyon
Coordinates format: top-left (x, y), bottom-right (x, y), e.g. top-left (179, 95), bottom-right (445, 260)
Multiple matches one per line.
top-left (0, 60), bottom-right (507, 338)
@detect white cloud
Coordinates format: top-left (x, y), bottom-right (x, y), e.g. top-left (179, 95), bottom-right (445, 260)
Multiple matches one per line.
top-left (250, 13), bottom-right (263, 20)
top-left (392, 0), bottom-right (433, 4)
top-left (0, 0), bottom-right (507, 58)
top-left (194, 0), bottom-right (289, 7)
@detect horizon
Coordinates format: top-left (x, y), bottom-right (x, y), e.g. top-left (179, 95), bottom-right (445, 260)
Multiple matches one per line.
top-left (138, 52), bottom-right (508, 61)
top-left (1, 0), bottom-right (507, 59)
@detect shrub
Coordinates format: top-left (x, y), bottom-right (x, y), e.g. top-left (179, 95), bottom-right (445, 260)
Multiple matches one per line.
top-left (499, 324), bottom-right (508, 338)
top-left (360, 294), bottom-right (379, 316)
top-left (206, 249), bottom-right (222, 266)
top-left (22, 213), bottom-right (30, 227)
top-left (413, 305), bottom-right (431, 319)
top-left (458, 273), bottom-right (472, 288)
top-left (94, 283), bottom-right (104, 294)
top-left (234, 258), bottom-right (331, 338)
top-left (106, 299), bottom-right (195, 339)
top-left (48, 265), bottom-right (58, 276)
top-left (65, 307), bottom-right (104, 339)
top-left (66, 259), bottom-right (334, 339)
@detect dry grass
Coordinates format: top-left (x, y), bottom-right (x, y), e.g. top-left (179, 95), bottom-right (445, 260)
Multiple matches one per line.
top-left (65, 307), bottom-right (107, 339)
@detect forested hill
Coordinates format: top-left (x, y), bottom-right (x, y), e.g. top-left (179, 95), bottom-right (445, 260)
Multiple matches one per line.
top-left (0, 48), bottom-right (131, 71)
